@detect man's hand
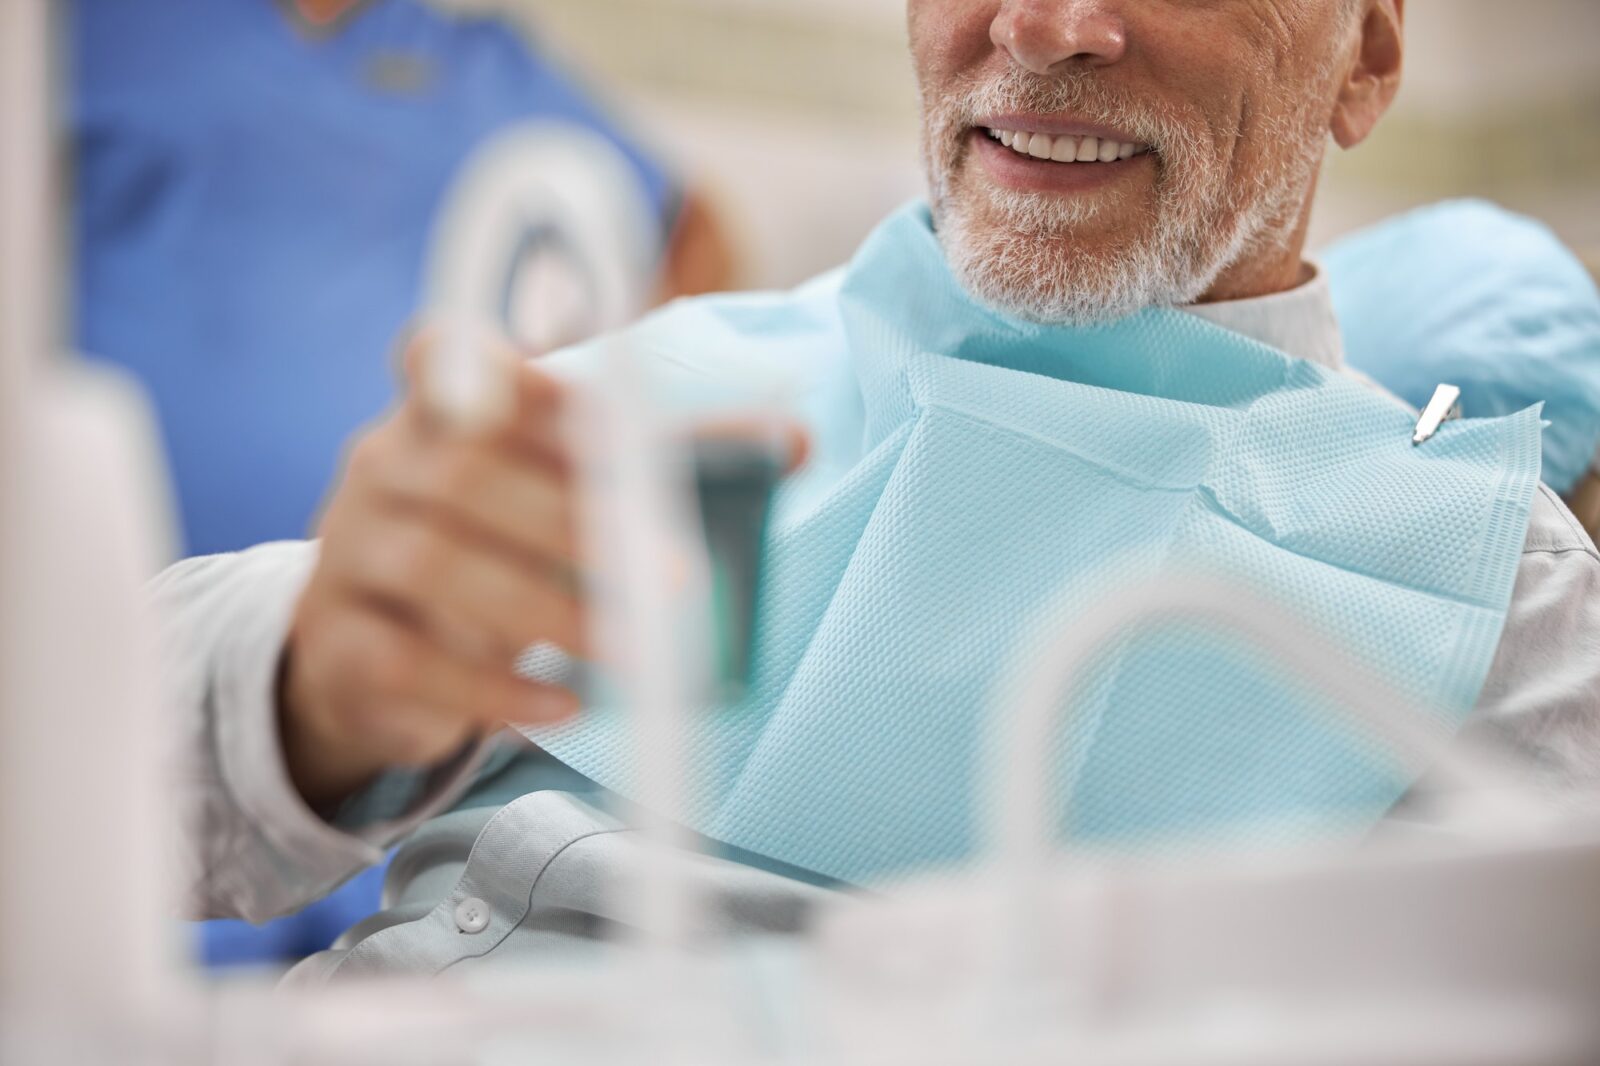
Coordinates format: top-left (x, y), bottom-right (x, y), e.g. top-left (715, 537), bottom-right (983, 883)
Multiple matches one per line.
top-left (280, 335), bottom-right (586, 810)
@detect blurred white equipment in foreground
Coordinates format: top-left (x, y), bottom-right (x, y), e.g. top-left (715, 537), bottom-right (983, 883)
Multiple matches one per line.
top-left (5, 0), bottom-right (1600, 1059)
top-left (423, 119), bottom-right (658, 425)
top-left (1, 0), bottom-right (178, 1061)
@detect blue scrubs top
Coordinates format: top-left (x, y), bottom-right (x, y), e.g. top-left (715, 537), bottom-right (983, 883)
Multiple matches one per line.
top-left (71, 0), bottom-right (675, 556)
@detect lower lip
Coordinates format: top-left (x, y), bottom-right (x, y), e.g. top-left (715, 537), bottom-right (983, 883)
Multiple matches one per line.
top-left (970, 129), bottom-right (1153, 194)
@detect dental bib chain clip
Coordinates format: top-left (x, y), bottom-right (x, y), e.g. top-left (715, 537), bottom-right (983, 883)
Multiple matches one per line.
top-left (1412, 383), bottom-right (1463, 445)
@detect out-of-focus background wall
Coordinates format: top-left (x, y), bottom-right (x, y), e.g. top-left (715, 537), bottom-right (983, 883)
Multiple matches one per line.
top-left (453, 0), bottom-right (1600, 288)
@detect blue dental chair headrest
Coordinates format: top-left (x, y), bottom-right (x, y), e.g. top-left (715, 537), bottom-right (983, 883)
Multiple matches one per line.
top-left (1324, 199), bottom-right (1600, 494)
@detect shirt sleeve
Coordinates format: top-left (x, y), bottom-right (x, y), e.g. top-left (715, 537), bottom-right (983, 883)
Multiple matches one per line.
top-left (1468, 487), bottom-right (1600, 789)
top-left (151, 541), bottom-right (496, 923)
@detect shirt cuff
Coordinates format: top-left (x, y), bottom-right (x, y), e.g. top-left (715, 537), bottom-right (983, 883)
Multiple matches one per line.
top-left (209, 542), bottom-right (494, 887)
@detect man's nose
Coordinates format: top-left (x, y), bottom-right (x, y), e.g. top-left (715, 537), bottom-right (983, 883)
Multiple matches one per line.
top-left (990, 0), bottom-right (1127, 75)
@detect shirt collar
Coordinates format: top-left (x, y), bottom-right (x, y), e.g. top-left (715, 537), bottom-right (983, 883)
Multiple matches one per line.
top-left (1180, 263), bottom-right (1346, 372)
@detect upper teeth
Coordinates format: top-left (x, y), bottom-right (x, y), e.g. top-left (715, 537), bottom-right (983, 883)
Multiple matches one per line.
top-left (989, 128), bottom-right (1143, 163)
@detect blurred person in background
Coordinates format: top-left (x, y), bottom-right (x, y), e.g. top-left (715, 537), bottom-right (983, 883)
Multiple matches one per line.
top-left (70, 0), bottom-right (732, 967)
top-left (72, 0), bottom-right (731, 556)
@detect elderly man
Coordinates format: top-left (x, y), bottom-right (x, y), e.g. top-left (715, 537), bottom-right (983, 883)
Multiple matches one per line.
top-left (159, 0), bottom-right (1600, 981)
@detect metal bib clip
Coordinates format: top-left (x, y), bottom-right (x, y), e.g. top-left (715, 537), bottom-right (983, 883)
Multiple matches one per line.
top-left (1412, 384), bottom-right (1463, 446)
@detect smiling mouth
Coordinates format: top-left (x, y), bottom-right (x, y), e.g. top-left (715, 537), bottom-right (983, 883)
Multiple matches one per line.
top-left (981, 125), bottom-right (1153, 165)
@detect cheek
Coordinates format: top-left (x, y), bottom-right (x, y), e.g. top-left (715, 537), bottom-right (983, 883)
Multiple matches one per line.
top-left (1124, 12), bottom-right (1261, 176)
top-left (908, 0), bottom-right (1002, 91)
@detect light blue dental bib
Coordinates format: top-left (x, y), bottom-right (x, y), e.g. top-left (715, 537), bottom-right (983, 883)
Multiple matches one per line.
top-left (527, 203), bottom-right (1543, 885)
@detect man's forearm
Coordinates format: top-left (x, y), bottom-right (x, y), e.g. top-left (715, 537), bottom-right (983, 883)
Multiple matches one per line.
top-left (151, 541), bottom-right (490, 922)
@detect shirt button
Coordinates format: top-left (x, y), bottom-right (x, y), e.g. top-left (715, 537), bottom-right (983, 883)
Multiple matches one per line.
top-left (454, 897), bottom-right (490, 934)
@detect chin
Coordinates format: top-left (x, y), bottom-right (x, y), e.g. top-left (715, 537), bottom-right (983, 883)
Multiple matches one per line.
top-left (934, 192), bottom-right (1211, 327)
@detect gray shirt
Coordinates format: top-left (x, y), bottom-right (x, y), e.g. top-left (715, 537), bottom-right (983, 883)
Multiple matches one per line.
top-left (157, 273), bottom-right (1600, 977)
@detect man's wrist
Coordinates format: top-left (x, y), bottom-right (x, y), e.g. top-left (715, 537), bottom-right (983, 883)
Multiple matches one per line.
top-left (276, 646), bottom-right (382, 814)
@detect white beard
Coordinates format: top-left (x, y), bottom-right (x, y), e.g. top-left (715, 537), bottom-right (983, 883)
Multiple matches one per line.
top-left (921, 67), bottom-right (1328, 326)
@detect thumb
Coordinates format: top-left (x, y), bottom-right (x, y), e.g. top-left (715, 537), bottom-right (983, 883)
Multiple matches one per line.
top-left (397, 317), bottom-right (523, 432)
